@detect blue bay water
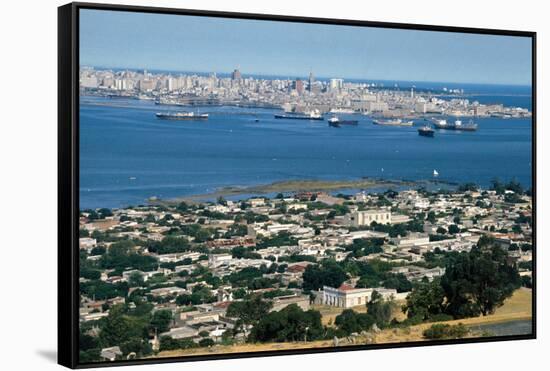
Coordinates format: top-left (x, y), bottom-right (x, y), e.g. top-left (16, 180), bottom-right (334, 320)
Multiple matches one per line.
top-left (80, 96), bottom-right (532, 209)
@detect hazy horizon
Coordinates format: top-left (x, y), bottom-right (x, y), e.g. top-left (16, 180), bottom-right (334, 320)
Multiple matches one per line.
top-left (80, 9), bottom-right (532, 86)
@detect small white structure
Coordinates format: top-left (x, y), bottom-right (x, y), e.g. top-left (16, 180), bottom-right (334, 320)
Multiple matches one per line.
top-left (208, 253), bottom-right (233, 267)
top-left (100, 346), bottom-right (122, 362)
top-left (79, 237), bottom-right (97, 250)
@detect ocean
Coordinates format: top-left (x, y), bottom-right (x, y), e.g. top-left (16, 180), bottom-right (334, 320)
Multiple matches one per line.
top-left (79, 91), bottom-right (532, 209)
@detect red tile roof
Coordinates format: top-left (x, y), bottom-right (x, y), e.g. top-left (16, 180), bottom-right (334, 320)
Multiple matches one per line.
top-left (338, 284), bottom-right (355, 291)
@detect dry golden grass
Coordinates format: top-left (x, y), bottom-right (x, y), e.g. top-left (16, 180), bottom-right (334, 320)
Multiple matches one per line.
top-left (374, 287), bottom-right (532, 343)
top-left (152, 288), bottom-right (532, 358)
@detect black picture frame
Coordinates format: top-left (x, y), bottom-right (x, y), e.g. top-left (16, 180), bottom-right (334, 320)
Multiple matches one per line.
top-left (58, 2), bottom-right (537, 369)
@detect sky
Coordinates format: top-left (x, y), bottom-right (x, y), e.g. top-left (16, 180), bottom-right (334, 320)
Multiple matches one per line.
top-left (80, 9), bottom-right (532, 85)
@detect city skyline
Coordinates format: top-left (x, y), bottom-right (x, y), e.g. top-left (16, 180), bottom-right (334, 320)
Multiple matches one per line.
top-left (81, 65), bottom-right (533, 89)
top-left (80, 9), bottom-right (532, 86)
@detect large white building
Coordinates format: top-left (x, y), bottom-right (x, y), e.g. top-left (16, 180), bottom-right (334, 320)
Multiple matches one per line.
top-left (345, 210), bottom-right (392, 227)
top-left (321, 285), bottom-right (397, 308)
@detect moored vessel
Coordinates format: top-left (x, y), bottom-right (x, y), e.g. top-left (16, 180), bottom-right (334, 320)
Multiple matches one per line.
top-left (328, 117), bottom-right (341, 127)
top-left (328, 116), bottom-right (358, 126)
top-left (274, 111), bottom-right (324, 121)
top-left (418, 126), bottom-right (435, 137)
top-left (155, 111), bottom-right (209, 120)
top-left (372, 119), bottom-right (413, 127)
top-left (433, 119), bottom-right (477, 131)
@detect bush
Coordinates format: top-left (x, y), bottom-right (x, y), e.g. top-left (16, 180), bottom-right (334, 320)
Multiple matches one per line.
top-left (198, 338), bottom-right (215, 347)
top-left (159, 336), bottom-right (197, 351)
top-left (428, 313), bottom-right (454, 322)
top-left (423, 323), bottom-right (469, 340)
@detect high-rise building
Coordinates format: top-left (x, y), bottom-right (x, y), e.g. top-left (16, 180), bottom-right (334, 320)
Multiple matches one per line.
top-left (295, 78), bottom-right (304, 94)
top-left (231, 68), bottom-right (242, 81)
top-left (308, 71), bottom-right (315, 92)
top-left (330, 78), bottom-right (344, 91)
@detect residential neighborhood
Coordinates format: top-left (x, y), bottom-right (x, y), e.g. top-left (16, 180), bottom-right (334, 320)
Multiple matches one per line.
top-left (78, 181), bottom-right (533, 362)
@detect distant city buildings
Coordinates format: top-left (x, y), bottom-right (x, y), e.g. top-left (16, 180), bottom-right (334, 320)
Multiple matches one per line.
top-left (78, 66), bottom-right (532, 119)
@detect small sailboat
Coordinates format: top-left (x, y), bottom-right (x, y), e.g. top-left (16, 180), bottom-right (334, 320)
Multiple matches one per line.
top-left (433, 169), bottom-right (439, 177)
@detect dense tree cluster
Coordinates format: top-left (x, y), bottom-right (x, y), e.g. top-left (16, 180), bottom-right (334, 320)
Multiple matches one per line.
top-left (226, 295), bottom-right (273, 335)
top-left (302, 260), bottom-right (348, 291)
top-left (256, 231), bottom-right (298, 248)
top-left (249, 304), bottom-right (324, 343)
top-left (79, 304), bottom-right (154, 362)
top-left (344, 238), bottom-right (384, 258)
top-left (404, 237), bottom-right (521, 320)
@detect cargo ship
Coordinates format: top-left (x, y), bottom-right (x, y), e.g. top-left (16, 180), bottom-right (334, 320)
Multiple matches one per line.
top-left (328, 116), bottom-right (358, 126)
top-left (155, 111), bottom-right (209, 120)
top-left (274, 111), bottom-right (324, 121)
top-left (418, 126), bottom-right (435, 137)
top-left (372, 119), bottom-right (414, 127)
top-left (433, 119), bottom-right (477, 131)
top-left (328, 117), bottom-right (340, 127)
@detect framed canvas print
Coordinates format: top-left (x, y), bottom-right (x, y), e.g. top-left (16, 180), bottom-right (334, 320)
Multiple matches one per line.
top-left (58, 2), bottom-right (536, 368)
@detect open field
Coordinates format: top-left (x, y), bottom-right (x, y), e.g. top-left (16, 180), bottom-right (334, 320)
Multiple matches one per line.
top-left (153, 288), bottom-right (532, 359)
top-left (373, 288), bottom-right (532, 343)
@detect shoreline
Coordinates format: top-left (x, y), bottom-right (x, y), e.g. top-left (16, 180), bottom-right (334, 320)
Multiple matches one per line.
top-left (80, 98), bottom-right (532, 120)
top-left (153, 177), bottom-right (458, 205)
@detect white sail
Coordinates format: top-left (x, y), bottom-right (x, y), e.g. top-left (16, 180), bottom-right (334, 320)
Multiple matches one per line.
top-left (433, 169), bottom-right (439, 177)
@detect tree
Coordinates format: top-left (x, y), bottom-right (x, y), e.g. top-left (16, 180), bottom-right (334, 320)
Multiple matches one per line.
top-left (249, 304), bottom-right (324, 343)
top-left (226, 295), bottom-right (272, 335)
top-left (334, 309), bottom-right (374, 335)
top-left (403, 280), bottom-right (445, 321)
top-left (441, 244), bottom-right (521, 317)
top-left (100, 305), bottom-right (131, 346)
top-left (302, 260), bottom-right (348, 291)
top-left (79, 331), bottom-right (99, 351)
top-left (80, 267), bottom-right (101, 280)
top-left (120, 337), bottom-right (153, 358)
top-left (448, 224), bottom-right (460, 234)
top-left (150, 310), bottom-right (173, 333)
top-left (512, 224), bottom-right (523, 234)
top-left (128, 272), bottom-right (145, 288)
top-left (90, 246), bottom-right (106, 256)
top-left (148, 236), bottom-right (190, 254)
top-left (159, 336), bottom-right (196, 351)
top-left (226, 295), bottom-right (272, 330)
top-left (176, 201), bottom-right (189, 212)
top-left (345, 238), bottom-right (384, 258)
top-left (366, 291), bottom-right (397, 327)
top-left (199, 338), bottom-right (215, 347)
top-left (381, 273), bottom-right (412, 293)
